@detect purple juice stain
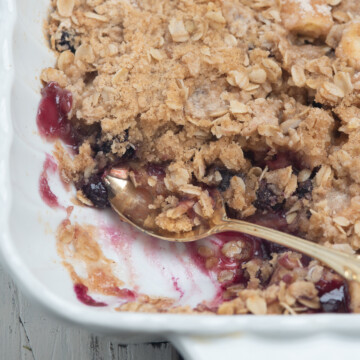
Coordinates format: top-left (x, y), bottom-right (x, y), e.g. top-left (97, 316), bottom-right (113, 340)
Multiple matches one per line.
top-left (74, 284), bottom-right (107, 307)
top-left (37, 82), bottom-right (75, 146)
top-left (39, 175), bottom-right (59, 208)
top-left (113, 287), bottom-right (137, 301)
top-left (171, 276), bottom-right (185, 299)
top-left (39, 155), bottom-right (63, 209)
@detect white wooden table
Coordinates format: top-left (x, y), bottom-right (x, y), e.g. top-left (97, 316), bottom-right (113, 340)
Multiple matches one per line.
top-left (0, 265), bottom-right (182, 360)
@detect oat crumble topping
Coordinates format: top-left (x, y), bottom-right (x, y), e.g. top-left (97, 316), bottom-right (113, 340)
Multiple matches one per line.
top-left (40, 0), bottom-right (360, 314)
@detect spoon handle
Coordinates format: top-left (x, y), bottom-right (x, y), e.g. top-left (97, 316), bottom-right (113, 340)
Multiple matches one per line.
top-left (218, 218), bottom-right (360, 282)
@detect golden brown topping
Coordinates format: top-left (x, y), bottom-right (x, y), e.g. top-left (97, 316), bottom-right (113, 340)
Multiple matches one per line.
top-left (280, 0), bottom-right (333, 37)
top-left (337, 22), bottom-right (360, 70)
top-left (57, 0), bottom-right (74, 17)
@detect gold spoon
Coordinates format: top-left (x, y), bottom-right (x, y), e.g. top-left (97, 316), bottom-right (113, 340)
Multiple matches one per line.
top-left (104, 168), bottom-right (360, 282)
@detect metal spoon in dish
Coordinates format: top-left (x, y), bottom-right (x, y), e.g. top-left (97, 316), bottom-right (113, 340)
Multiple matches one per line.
top-left (104, 168), bottom-right (360, 282)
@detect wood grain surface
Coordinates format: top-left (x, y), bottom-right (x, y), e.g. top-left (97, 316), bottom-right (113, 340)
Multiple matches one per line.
top-left (0, 265), bottom-right (182, 360)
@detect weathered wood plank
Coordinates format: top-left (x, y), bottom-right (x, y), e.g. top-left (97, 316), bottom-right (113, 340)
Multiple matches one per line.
top-left (0, 265), bottom-right (35, 360)
top-left (116, 343), bottom-right (182, 360)
top-left (0, 265), bottom-right (182, 360)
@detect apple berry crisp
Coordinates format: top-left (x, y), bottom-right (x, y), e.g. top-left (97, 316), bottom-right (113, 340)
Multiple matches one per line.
top-left (39, 0), bottom-right (360, 314)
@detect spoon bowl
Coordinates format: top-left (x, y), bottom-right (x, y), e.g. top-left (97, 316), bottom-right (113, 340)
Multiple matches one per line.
top-left (104, 168), bottom-right (225, 241)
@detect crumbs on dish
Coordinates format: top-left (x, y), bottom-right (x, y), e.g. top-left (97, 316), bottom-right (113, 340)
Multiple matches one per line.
top-left (38, 0), bottom-right (360, 314)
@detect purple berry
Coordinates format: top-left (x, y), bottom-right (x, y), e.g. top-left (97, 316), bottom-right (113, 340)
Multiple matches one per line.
top-left (55, 30), bottom-right (80, 53)
top-left (320, 286), bottom-right (348, 313)
top-left (81, 175), bottom-right (109, 208)
top-left (296, 179), bottom-right (313, 200)
top-left (254, 180), bottom-right (284, 211)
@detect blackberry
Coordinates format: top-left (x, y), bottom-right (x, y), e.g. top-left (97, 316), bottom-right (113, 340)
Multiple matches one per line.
top-left (319, 286), bottom-right (349, 313)
top-left (316, 277), bottom-right (349, 313)
top-left (254, 180), bottom-right (284, 211)
top-left (218, 169), bottom-right (233, 192)
top-left (296, 179), bottom-right (313, 200)
top-left (81, 175), bottom-right (109, 208)
top-left (122, 146), bottom-right (136, 160)
top-left (217, 170), bottom-right (245, 192)
top-left (55, 29), bottom-right (80, 53)
top-left (92, 130), bottom-right (131, 155)
top-left (92, 140), bottom-right (113, 154)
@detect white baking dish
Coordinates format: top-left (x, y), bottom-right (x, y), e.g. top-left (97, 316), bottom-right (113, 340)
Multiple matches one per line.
top-left (2, 0), bottom-right (360, 358)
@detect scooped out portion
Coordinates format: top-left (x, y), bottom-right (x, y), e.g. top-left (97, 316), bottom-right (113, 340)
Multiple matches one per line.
top-left (38, 0), bottom-right (360, 314)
